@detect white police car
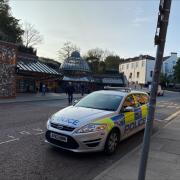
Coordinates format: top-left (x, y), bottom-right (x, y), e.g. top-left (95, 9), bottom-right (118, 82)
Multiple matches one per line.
top-left (45, 90), bottom-right (149, 154)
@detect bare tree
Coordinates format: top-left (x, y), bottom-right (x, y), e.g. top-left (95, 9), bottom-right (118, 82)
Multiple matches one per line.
top-left (86, 48), bottom-right (112, 62)
top-left (87, 48), bottom-right (103, 62)
top-left (58, 41), bottom-right (80, 61)
top-left (23, 22), bottom-right (43, 47)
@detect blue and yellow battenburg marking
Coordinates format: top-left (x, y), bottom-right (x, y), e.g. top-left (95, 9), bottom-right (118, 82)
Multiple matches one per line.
top-left (94, 104), bottom-right (148, 133)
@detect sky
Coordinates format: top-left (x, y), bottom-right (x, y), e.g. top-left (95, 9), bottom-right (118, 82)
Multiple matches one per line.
top-left (9, 0), bottom-right (180, 62)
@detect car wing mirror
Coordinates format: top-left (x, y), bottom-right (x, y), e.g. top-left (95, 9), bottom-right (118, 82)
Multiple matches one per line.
top-left (73, 99), bottom-right (79, 106)
top-left (124, 106), bottom-right (134, 112)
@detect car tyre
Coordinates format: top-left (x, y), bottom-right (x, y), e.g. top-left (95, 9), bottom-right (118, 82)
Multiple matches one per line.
top-left (104, 129), bottom-right (120, 155)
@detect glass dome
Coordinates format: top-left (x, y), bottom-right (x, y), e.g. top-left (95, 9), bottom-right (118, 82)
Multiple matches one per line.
top-left (60, 51), bottom-right (91, 72)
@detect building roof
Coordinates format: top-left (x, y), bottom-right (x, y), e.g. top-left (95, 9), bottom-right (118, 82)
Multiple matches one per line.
top-left (120, 54), bottom-right (174, 65)
top-left (121, 55), bottom-right (155, 64)
top-left (17, 56), bottom-right (60, 75)
top-left (63, 76), bottom-right (90, 82)
top-left (163, 56), bottom-right (170, 61)
top-left (60, 51), bottom-right (91, 72)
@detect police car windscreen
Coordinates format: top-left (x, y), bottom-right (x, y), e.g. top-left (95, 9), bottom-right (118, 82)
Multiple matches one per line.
top-left (75, 92), bottom-right (123, 111)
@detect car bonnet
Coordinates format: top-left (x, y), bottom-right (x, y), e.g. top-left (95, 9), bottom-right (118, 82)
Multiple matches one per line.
top-left (50, 106), bottom-right (115, 128)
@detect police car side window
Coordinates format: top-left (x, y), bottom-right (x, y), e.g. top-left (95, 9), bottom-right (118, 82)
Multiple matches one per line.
top-left (135, 94), bottom-right (149, 106)
top-left (142, 94), bottom-right (149, 104)
top-left (122, 95), bottom-right (136, 111)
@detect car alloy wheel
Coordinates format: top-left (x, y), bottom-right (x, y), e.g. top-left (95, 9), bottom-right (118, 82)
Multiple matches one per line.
top-left (105, 129), bottom-right (120, 155)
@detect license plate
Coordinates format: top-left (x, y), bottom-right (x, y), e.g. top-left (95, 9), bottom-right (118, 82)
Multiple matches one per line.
top-left (50, 132), bottom-right (67, 142)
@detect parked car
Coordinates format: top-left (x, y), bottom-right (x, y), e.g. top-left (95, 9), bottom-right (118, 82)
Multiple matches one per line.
top-left (148, 84), bottom-right (164, 96)
top-left (45, 89), bottom-right (149, 154)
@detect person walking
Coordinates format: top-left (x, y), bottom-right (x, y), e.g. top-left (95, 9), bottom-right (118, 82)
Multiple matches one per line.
top-left (42, 84), bottom-right (46, 96)
top-left (80, 83), bottom-right (85, 96)
top-left (66, 82), bottom-right (75, 105)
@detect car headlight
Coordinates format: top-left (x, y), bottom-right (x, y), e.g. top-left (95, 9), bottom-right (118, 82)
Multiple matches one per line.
top-left (75, 124), bottom-right (107, 134)
top-left (46, 115), bottom-right (54, 128)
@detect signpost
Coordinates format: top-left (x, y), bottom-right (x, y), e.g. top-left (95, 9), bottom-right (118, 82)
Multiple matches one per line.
top-left (138, 0), bottom-right (172, 180)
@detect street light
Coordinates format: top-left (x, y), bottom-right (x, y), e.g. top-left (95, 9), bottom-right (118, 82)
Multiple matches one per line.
top-left (138, 1), bottom-right (172, 180)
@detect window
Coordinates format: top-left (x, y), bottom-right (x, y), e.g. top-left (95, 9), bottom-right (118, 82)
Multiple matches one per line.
top-left (134, 94), bottom-right (149, 106)
top-left (137, 72), bottom-right (140, 78)
top-left (165, 62), bottom-right (168, 73)
top-left (150, 71), bottom-right (153, 77)
top-left (142, 61), bottom-right (145, 67)
top-left (122, 65), bottom-right (124, 70)
top-left (131, 63), bottom-right (134, 68)
top-left (129, 73), bottom-right (132, 79)
top-left (136, 62), bottom-right (138, 68)
top-left (121, 95), bottom-right (136, 111)
top-left (172, 61), bottom-right (176, 65)
top-left (75, 92), bottom-right (123, 111)
top-left (127, 64), bottom-right (129, 69)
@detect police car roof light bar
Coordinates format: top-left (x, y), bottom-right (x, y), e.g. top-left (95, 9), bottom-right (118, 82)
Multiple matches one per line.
top-left (104, 86), bottom-right (131, 92)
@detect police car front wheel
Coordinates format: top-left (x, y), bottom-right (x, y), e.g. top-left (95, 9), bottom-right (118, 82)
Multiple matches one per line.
top-left (104, 129), bottom-right (120, 155)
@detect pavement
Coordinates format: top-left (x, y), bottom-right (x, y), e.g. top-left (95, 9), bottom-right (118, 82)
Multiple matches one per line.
top-left (93, 111), bottom-right (180, 180)
top-left (0, 93), bottom-right (82, 104)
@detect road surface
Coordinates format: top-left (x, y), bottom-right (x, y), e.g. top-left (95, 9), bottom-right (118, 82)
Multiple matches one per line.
top-left (0, 91), bottom-right (179, 180)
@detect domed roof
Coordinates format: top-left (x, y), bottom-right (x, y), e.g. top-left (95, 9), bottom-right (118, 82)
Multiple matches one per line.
top-left (60, 51), bottom-right (91, 72)
top-left (71, 51), bottom-right (80, 58)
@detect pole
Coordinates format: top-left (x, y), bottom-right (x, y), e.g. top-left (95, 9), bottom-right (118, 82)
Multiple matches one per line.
top-left (138, 1), bottom-right (172, 180)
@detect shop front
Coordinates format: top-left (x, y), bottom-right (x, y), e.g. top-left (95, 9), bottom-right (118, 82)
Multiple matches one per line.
top-left (16, 53), bottom-right (62, 93)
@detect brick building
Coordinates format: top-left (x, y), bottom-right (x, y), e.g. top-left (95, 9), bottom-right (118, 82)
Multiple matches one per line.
top-left (0, 41), bottom-right (17, 98)
top-left (0, 40), bottom-right (62, 98)
top-left (16, 49), bottom-right (61, 93)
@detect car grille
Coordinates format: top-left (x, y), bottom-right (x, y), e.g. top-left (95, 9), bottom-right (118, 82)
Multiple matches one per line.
top-left (50, 122), bottom-right (75, 132)
top-left (45, 131), bottom-right (79, 149)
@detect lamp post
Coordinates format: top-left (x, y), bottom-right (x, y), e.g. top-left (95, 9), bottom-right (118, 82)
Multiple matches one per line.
top-left (138, 0), bottom-right (172, 180)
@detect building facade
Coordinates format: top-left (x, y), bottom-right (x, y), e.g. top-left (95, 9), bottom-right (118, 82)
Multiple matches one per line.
top-left (16, 51), bottom-right (61, 93)
top-left (0, 40), bottom-right (62, 97)
top-left (162, 52), bottom-right (178, 76)
top-left (119, 55), bottom-right (155, 85)
top-left (60, 51), bottom-right (127, 93)
top-left (119, 53), bottom-right (178, 85)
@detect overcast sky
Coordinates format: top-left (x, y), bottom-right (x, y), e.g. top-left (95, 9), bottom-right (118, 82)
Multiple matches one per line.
top-left (10, 0), bottom-right (180, 61)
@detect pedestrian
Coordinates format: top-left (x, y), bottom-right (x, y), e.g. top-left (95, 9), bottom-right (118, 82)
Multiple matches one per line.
top-left (66, 82), bottom-right (75, 105)
top-left (42, 84), bottom-right (46, 95)
top-left (140, 84), bottom-right (143, 89)
top-left (80, 83), bottom-right (85, 96)
top-left (36, 86), bottom-right (39, 93)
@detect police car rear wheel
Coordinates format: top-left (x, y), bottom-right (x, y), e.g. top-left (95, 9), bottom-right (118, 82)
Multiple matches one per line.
top-left (104, 129), bottom-right (120, 155)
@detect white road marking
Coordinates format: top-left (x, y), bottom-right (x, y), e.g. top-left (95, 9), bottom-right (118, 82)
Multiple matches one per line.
top-left (33, 128), bottom-right (44, 135)
top-left (34, 132), bottom-right (44, 135)
top-left (0, 138), bottom-right (19, 145)
top-left (167, 105), bottom-right (176, 108)
top-left (33, 128), bottom-right (43, 132)
top-left (157, 105), bottom-right (165, 107)
top-left (164, 110), bottom-right (180, 121)
top-left (19, 131), bottom-right (31, 135)
top-left (8, 135), bottom-right (16, 139)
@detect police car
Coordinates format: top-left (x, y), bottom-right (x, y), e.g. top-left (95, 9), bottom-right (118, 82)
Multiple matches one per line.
top-left (45, 89), bottom-right (149, 154)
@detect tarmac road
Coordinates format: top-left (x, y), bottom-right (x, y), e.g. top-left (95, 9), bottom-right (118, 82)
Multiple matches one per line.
top-left (0, 91), bottom-right (179, 180)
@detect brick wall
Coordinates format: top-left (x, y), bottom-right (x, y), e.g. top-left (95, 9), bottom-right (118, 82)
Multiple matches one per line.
top-left (0, 41), bottom-right (17, 98)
